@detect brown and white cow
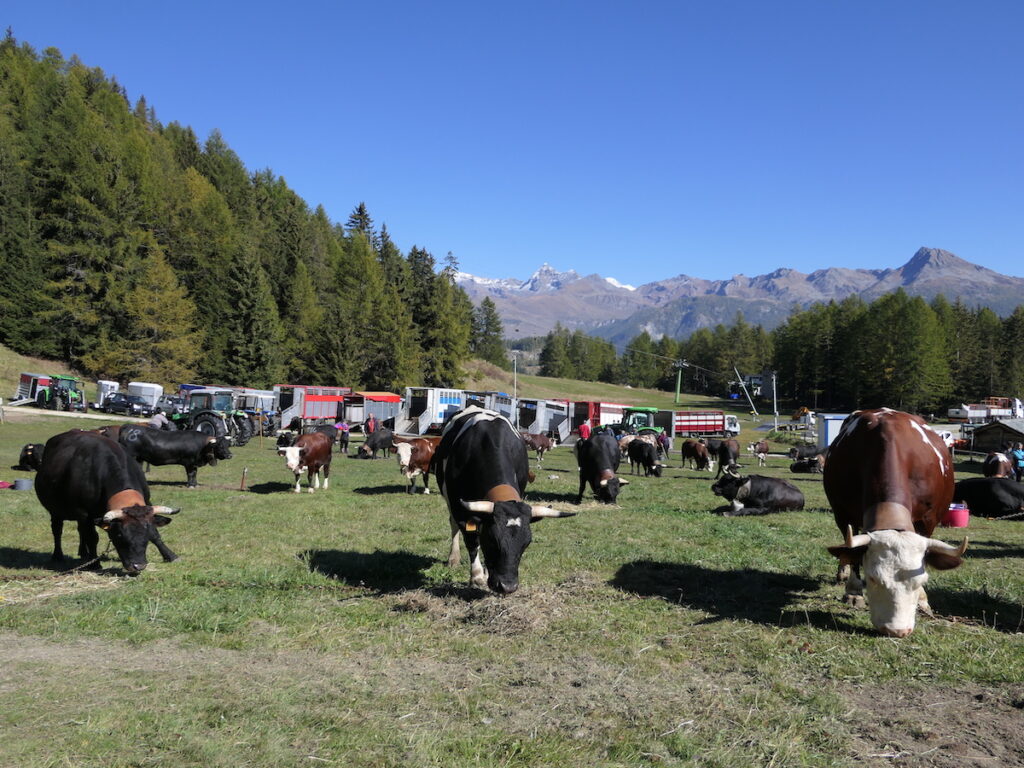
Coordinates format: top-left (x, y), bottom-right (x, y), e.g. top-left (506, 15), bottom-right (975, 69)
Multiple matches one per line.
top-left (394, 436), bottom-right (439, 494)
top-left (748, 440), bottom-right (769, 467)
top-left (521, 432), bottom-right (554, 467)
top-left (278, 431), bottom-right (333, 493)
top-left (982, 452), bottom-right (1014, 479)
top-left (824, 409), bottom-right (967, 637)
top-left (680, 439), bottom-right (712, 471)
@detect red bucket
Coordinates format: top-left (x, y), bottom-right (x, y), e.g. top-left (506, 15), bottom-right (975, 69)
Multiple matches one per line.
top-left (942, 503), bottom-right (970, 528)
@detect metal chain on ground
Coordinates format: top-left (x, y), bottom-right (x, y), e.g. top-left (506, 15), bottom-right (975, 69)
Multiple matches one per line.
top-left (53, 541), bottom-right (114, 576)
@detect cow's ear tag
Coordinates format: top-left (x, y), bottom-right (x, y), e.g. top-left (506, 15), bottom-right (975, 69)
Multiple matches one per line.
top-left (464, 520), bottom-right (478, 532)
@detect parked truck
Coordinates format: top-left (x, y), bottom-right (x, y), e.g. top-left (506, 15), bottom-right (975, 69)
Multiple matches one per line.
top-left (672, 410), bottom-right (740, 438)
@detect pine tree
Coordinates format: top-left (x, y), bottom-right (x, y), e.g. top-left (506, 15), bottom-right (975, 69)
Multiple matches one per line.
top-left (539, 324), bottom-right (572, 378)
top-left (346, 202), bottom-right (375, 241)
top-left (471, 298), bottom-right (508, 368)
top-left (221, 244), bottom-right (285, 387)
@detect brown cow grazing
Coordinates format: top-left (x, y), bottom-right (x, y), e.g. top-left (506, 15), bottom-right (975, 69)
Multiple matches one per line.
top-left (680, 439), bottom-right (712, 471)
top-left (394, 437), bottom-right (439, 494)
top-left (824, 409), bottom-right (967, 637)
top-left (982, 452), bottom-right (1014, 478)
top-left (278, 432), bottom-right (333, 493)
top-left (748, 440), bottom-right (769, 467)
top-left (521, 432), bottom-right (554, 467)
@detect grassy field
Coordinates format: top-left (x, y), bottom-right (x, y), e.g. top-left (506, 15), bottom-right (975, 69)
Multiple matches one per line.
top-left (1, 404), bottom-right (1022, 768)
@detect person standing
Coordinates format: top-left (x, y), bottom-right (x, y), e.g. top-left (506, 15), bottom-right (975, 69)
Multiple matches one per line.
top-left (148, 408), bottom-right (170, 430)
top-left (335, 420), bottom-right (350, 455)
top-left (578, 421), bottom-right (592, 441)
top-left (1012, 442), bottom-right (1024, 482)
top-left (365, 413), bottom-right (377, 434)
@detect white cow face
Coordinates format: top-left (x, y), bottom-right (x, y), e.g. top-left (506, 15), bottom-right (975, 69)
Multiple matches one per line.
top-left (394, 443), bottom-right (414, 475)
top-left (278, 445), bottom-right (306, 473)
top-left (860, 530), bottom-right (930, 637)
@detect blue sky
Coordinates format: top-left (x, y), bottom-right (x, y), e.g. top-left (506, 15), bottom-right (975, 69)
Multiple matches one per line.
top-left (6, 1), bottom-right (1022, 284)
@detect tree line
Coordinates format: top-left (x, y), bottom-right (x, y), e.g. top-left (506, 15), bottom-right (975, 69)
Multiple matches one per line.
top-left (536, 291), bottom-right (1024, 414)
top-left (0, 33), bottom-right (497, 391)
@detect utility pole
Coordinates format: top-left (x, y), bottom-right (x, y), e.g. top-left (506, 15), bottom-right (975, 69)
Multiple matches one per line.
top-left (734, 366), bottom-right (759, 417)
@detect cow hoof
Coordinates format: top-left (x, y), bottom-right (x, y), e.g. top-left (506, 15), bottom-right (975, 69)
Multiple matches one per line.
top-left (163, 555), bottom-right (180, 563)
top-left (470, 577), bottom-right (488, 590)
top-left (308, 488), bottom-right (315, 494)
top-left (447, 557), bottom-right (460, 568)
top-left (293, 489), bottom-right (301, 494)
top-left (187, 486), bottom-right (197, 490)
top-left (844, 594), bottom-right (866, 609)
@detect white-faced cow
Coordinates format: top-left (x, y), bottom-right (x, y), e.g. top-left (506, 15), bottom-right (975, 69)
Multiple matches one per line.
top-left (431, 406), bottom-right (574, 594)
top-left (680, 439), bottom-right (712, 471)
top-left (627, 439), bottom-right (663, 477)
top-left (35, 430), bottom-right (180, 575)
top-left (824, 409), bottom-right (967, 638)
top-left (710, 468), bottom-right (804, 515)
top-left (576, 432), bottom-right (630, 504)
top-left (521, 432), bottom-right (554, 467)
top-left (748, 440), bottom-right (769, 467)
top-left (118, 425), bottom-right (232, 488)
top-left (278, 431), bottom-right (333, 493)
top-left (394, 436), bottom-right (439, 494)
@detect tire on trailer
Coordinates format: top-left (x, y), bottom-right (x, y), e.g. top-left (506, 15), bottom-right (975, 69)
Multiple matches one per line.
top-left (193, 413), bottom-right (226, 437)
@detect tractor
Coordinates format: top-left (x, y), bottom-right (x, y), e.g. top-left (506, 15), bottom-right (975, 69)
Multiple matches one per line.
top-left (35, 375), bottom-right (88, 412)
top-left (171, 388), bottom-right (254, 445)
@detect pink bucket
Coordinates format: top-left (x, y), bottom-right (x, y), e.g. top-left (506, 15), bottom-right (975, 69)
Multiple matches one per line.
top-left (942, 503), bottom-right (970, 528)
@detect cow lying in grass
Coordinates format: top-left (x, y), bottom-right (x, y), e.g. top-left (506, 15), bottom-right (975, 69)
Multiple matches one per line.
top-left (711, 468), bottom-right (804, 516)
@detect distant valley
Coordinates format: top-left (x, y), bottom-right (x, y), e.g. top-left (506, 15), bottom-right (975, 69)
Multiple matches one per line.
top-left (456, 248), bottom-right (1024, 344)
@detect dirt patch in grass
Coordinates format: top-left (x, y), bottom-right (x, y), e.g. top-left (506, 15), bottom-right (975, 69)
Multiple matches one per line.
top-left (843, 683), bottom-right (1024, 766)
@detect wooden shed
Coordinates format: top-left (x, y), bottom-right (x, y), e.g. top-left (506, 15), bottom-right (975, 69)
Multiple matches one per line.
top-left (970, 419), bottom-right (1024, 453)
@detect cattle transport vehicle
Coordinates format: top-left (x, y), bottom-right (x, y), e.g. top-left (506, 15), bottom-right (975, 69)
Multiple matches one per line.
top-left (275, 384), bottom-right (352, 432)
top-left (127, 381), bottom-right (163, 409)
top-left (94, 380), bottom-right (119, 409)
top-left (341, 391), bottom-right (402, 428)
top-left (396, 387), bottom-right (466, 435)
top-left (515, 398), bottom-right (571, 442)
top-left (672, 410), bottom-right (741, 438)
top-left (568, 401), bottom-right (626, 434)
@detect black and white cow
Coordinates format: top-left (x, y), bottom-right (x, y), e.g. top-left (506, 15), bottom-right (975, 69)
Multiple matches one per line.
top-left (118, 425), bottom-right (232, 488)
top-left (710, 469), bottom-right (805, 516)
top-left (714, 439), bottom-right (741, 478)
top-left (575, 432), bottom-right (630, 504)
top-left (35, 430), bottom-right (180, 574)
top-left (952, 477), bottom-right (1024, 519)
top-left (431, 406), bottom-right (574, 594)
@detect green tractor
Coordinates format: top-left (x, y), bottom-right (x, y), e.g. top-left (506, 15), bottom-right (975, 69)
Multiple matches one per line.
top-left (602, 406), bottom-right (664, 437)
top-left (171, 388), bottom-right (253, 446)
top-left (35, 375), bottom-right (88, 412)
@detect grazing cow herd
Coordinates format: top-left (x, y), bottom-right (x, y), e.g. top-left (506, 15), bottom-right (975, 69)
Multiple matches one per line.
top-left (12, 401), bottom-right (1018, 638)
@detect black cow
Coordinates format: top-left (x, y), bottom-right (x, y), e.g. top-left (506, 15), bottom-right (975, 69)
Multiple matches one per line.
top-left (575, 432), bottom-right (630, 504)
top-left (276, 431), bottom-right (297, 448)
top-left (431, 406), bottom-right (574, 594)
top-left (790, 456), bottom-right (824, 473)
top-left (35, 430), bottom-right (179, 574)
top-left (788, 445), bottom-right (821, 461)
top-left (118, 425), bottom-right (232, 488)
top-left (627, 439), bottom-right (662, 477)
top-left (359, 427), bottom-right (394, 459)
top-left (14, 443), bottom-right (44, 471)
top-left (711, 470), bottom-right (805, 516)
top-left (714, 438), bottom-right (741, 478)
top-left (952, 477), bottom-right (1024, 519)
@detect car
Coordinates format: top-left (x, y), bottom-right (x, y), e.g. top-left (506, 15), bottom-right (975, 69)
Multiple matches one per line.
top-left (156, 395), bottom-right (187, 415)
top-left (103, 392), bottom-right (154, 418)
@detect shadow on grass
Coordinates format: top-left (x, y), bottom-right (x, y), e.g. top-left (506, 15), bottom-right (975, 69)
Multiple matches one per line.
top-left (352, 484), bottom-right (409, 495)
top-left (951, 539), bottom-right (1024, 559)
top-left (929, 585), bottom-right (1024, 634)
top-left (302, 548), bottom-right (434, 593)
top-left (610, 559), bottom-right (869, 634)
top-left (247, 481), bottom-right (294, 494)
top-left (0, 546), bottom-right (59, 570)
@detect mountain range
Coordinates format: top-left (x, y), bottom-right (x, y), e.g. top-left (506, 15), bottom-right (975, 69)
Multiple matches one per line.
top-left (456, 248), bottom-right (1024, 345)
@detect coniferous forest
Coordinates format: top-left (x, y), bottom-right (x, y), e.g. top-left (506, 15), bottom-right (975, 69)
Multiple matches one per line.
top-left (0, 33), bottom-right (476, 390)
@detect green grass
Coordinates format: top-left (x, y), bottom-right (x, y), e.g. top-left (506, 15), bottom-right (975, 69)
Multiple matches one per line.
top-left (1, 409), bottom-right (1022, 768)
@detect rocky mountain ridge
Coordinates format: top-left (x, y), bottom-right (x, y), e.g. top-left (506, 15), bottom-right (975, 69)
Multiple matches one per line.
top-left (456, 248), bottom-right (1024, 343)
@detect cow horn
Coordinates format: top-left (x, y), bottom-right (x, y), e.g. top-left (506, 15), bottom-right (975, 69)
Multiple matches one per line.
top-left (207, 436), bottom-right (217, 444)
top-left (461, 500), bottom-right (495, 514)
top-left (844, 525), bottom-right (871, 549)
top-left (151, 506), bottom-right (180, 515)
top-left (530, 505), bottom-right (574, 519)
top-left (927, 536), bottom-right (969, 557)
top-left (103, 509), bottom-right (126, 521)
top-left (599, 478), bottom-right (608, 487)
